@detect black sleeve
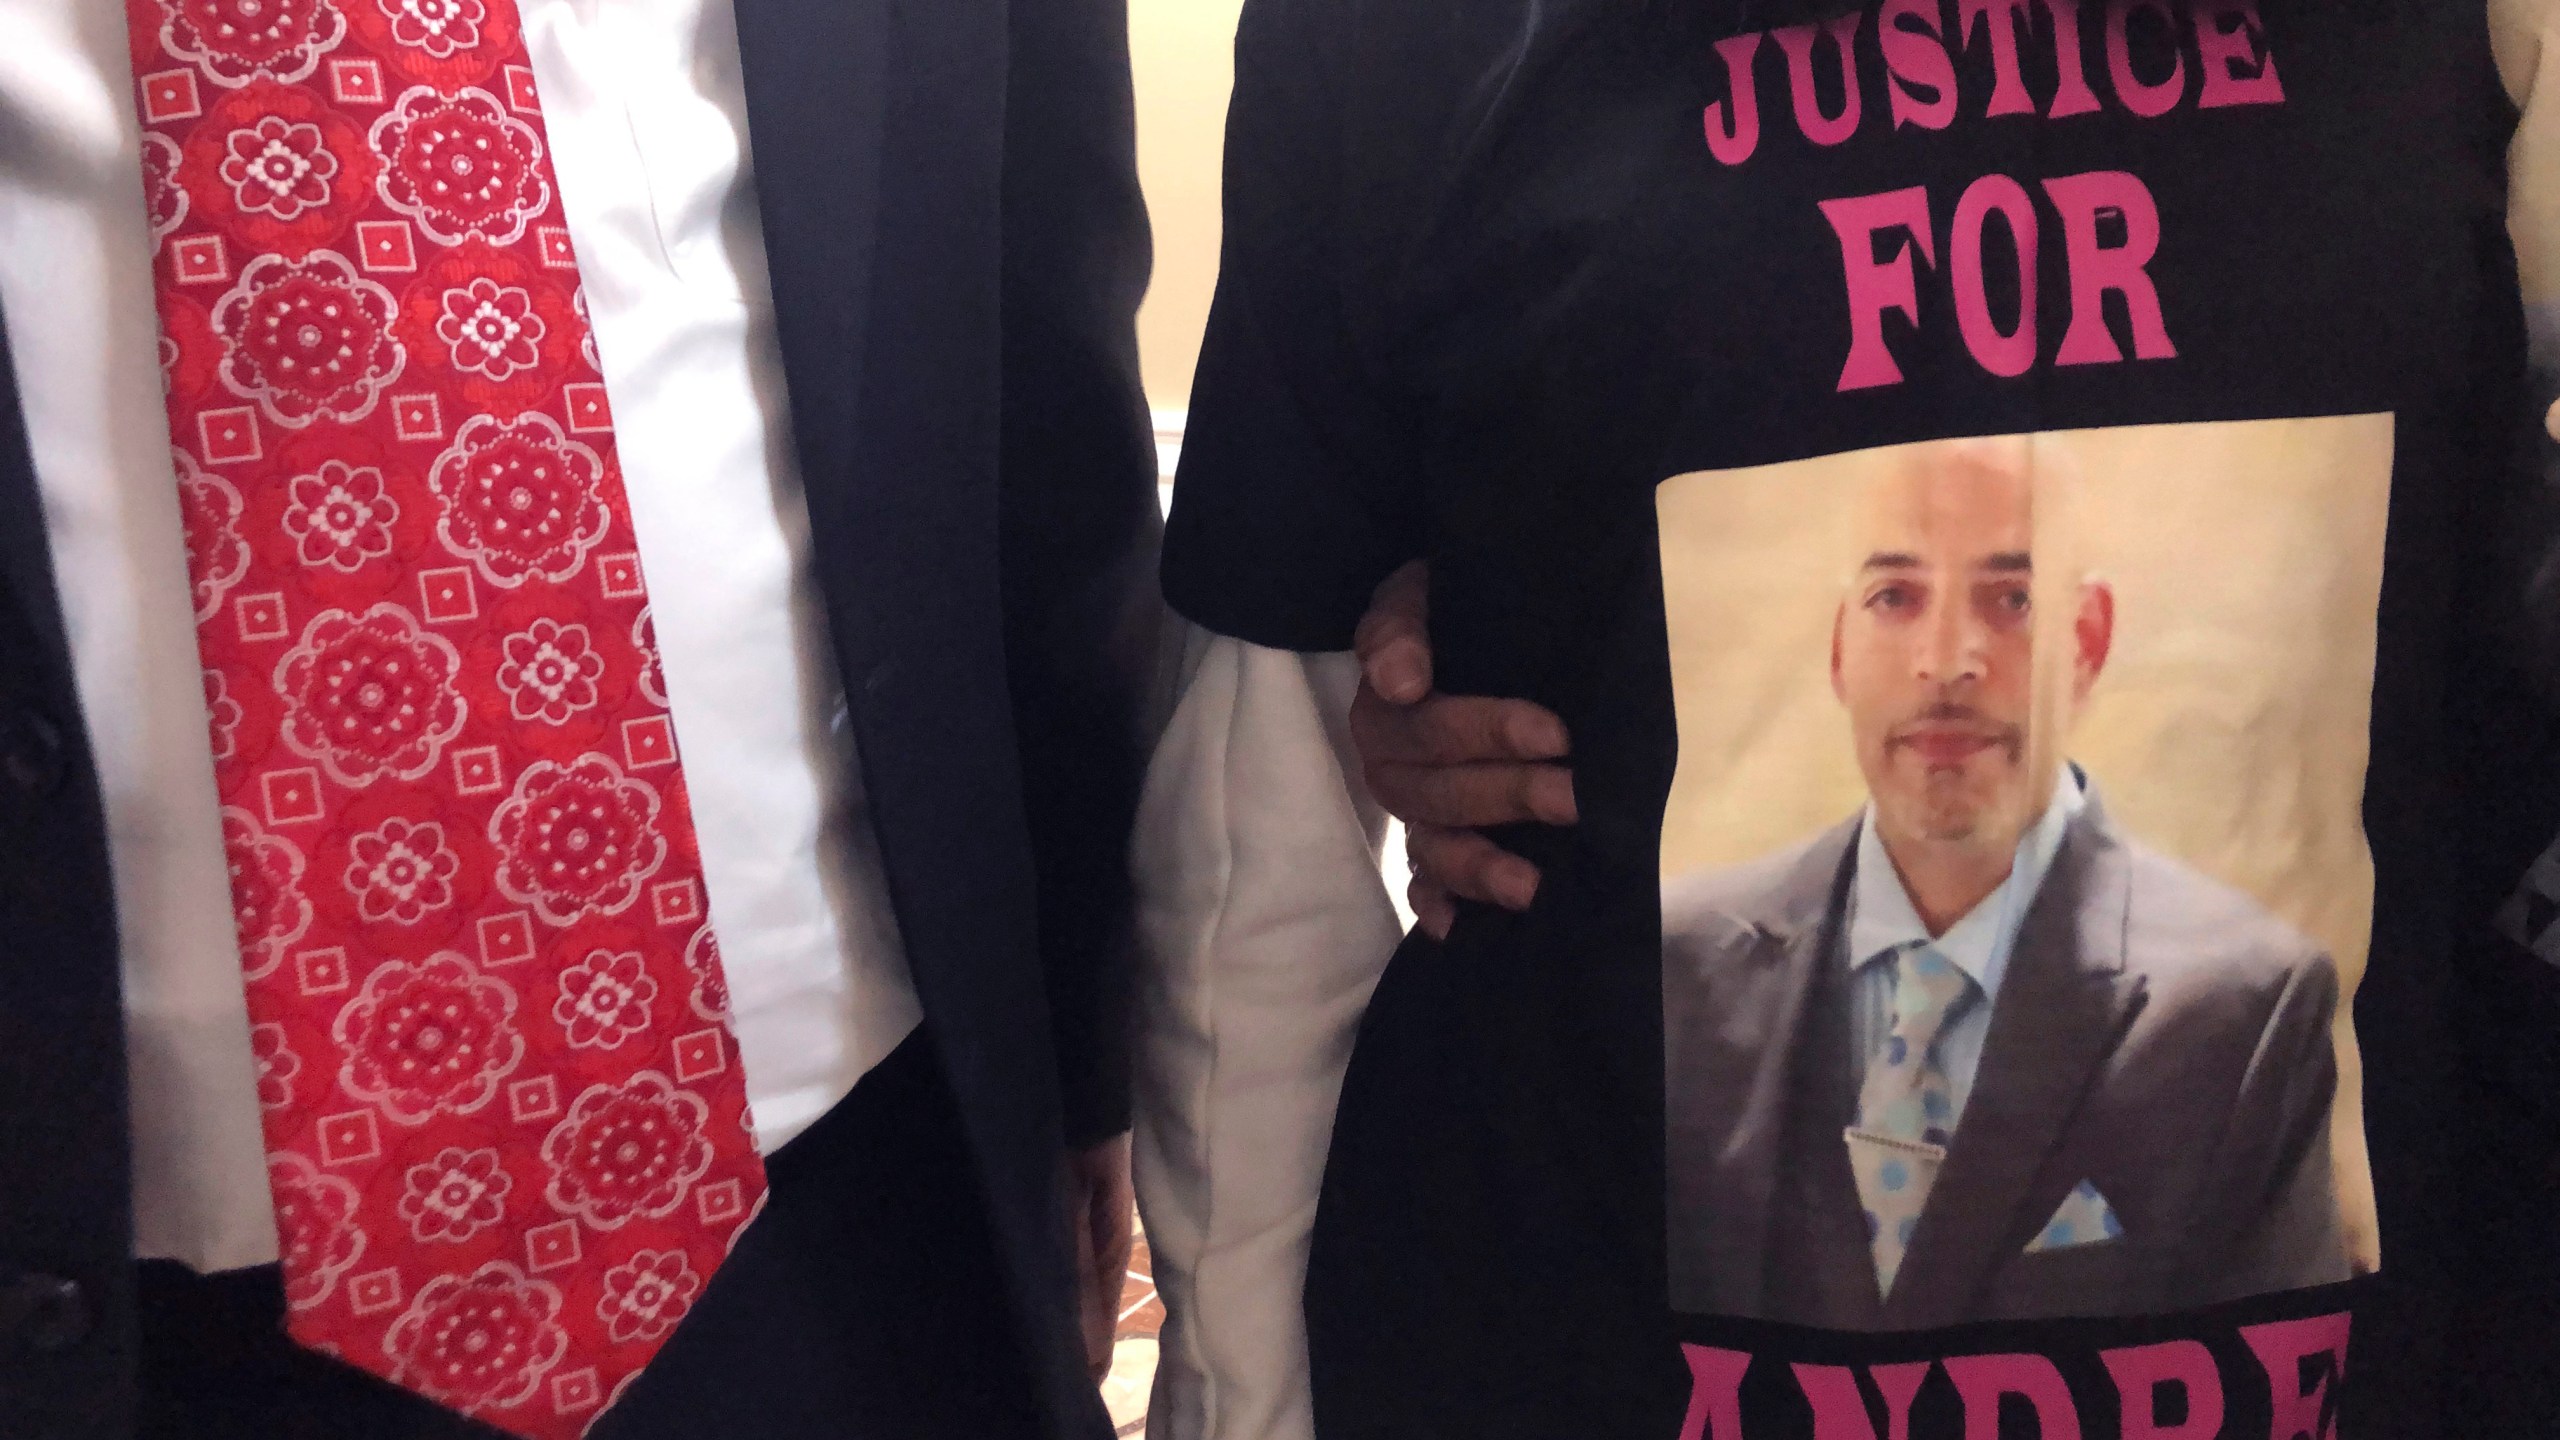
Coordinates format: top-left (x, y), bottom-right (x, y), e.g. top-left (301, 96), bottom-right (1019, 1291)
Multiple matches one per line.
top-left (1159, 0), bottom-right (1425, 653)
top-left (997, 0), bottom-right (1163, 1148)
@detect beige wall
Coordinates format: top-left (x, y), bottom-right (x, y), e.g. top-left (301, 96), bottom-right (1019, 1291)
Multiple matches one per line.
top-left (1130, 0), bottom-right (1244, 415)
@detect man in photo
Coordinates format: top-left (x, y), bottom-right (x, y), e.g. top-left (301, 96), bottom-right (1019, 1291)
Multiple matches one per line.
top-left (1661, 438), bottom-right (2354, 1328)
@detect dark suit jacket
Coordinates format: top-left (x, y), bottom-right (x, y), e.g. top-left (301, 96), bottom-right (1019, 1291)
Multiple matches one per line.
top-left (1663, 788), bottom-right (2353, 1330)
top-left (0, 0), bottom-right (1159, 1434)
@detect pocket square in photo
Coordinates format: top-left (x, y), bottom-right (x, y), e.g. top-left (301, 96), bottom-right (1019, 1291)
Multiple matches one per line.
top-left (2025, 1181), bottom-right (2122, 1253)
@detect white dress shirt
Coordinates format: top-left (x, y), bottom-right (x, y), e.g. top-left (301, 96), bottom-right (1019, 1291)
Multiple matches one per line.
top-left (1841, 770), bottom-right (2086, 1117)
top-left (0, 0), bottom-right (921, 1274)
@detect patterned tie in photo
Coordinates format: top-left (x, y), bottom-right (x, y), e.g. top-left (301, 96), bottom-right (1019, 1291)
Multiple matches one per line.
top-left (1844, 945), bottom-right (1973, 1298)
top-left (122, 1), bottom-right (767, 1432)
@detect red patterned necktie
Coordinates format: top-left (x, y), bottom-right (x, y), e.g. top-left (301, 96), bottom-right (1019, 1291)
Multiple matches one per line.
top-left (122, 2), bottom-right (768, 1433)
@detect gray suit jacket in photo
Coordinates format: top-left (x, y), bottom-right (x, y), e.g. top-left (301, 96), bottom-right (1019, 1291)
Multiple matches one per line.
top-left (1662, 786), bottom-right (2354, 1330)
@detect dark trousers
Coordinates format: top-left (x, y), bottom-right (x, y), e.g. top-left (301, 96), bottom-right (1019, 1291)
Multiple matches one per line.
top-left (136, 1031), bottom-right (1042, 1440)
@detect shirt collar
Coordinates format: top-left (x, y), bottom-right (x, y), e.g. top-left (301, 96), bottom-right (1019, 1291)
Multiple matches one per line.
top-left (1846, 768), bottom-right (2087, 1003)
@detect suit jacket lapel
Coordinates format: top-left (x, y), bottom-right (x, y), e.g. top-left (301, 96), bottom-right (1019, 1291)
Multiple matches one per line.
top-left (733, 11), bottom-right (1103, 1439)
top-left (733, 0), bottom-right (1028, 958)
top-left (1883, 794), bottom-right (2148, 1329)
top-left (732, 0), bottom-right (892, 532)
top-left (1780, 946), bottom-right (1889, 1330)
top-left (1674, 819), bottom-right (1859, 1316)
top-left (0, 303), bottom-right (75, 673)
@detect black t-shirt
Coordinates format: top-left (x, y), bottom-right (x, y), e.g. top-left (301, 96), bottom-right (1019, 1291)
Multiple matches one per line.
top-left (1165, 2), bottom-right (2560, 1434)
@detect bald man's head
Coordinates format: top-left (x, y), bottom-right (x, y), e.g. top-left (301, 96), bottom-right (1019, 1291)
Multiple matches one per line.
top-left (1831, 440), bottom-right (2113, 863)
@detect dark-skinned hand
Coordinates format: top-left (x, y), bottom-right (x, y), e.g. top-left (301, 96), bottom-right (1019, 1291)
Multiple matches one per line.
top-left (1348, 561), bottom-right (1578, 938)
top-left (1065, 1133), bottom-right (1134, 1383)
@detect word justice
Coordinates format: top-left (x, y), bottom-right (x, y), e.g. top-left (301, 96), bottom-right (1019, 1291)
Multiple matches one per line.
top-left (1705, 0), bottom-right (2287, 167)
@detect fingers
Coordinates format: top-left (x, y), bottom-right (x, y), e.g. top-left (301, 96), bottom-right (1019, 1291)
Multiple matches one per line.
top-left (1371, 757), bottom-right (1577, 831)
top-left (1083, 1253), bottom-right (1119, 1382)
top-left (1352, 687), bottom-right (1570, 769)
top-left (1354, 561), bottom-right (1433, 703)
top-left (1066, 1136), bottom-right (1133, 1383)
top-left (1084, 1300), bottom-right (1115, 1382)
top-left (1088, 1170), bottom-right (1134, 1282)
top-left (1350, 685), bottom-right (1573, 835)
top-left (1350, 558), bottom-right (1571, 936)
top-left (1406, 824), bottom-right (1541, 914)
top-left (1077, 1135), bottom-right (1135, 1274)
top-left (1407, 871), bottom-right (1458, 940)
top-left (1071, 1200), bottom-right (1113, 1380)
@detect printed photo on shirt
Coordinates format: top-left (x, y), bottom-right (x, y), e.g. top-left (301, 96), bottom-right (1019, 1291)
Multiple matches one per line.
top-left (1655, 417), bottom-right (2389, 1325)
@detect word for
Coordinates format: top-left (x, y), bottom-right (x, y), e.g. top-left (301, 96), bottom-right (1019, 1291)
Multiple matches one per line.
top-left (1822, 170), bottom-right (2172, 391)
